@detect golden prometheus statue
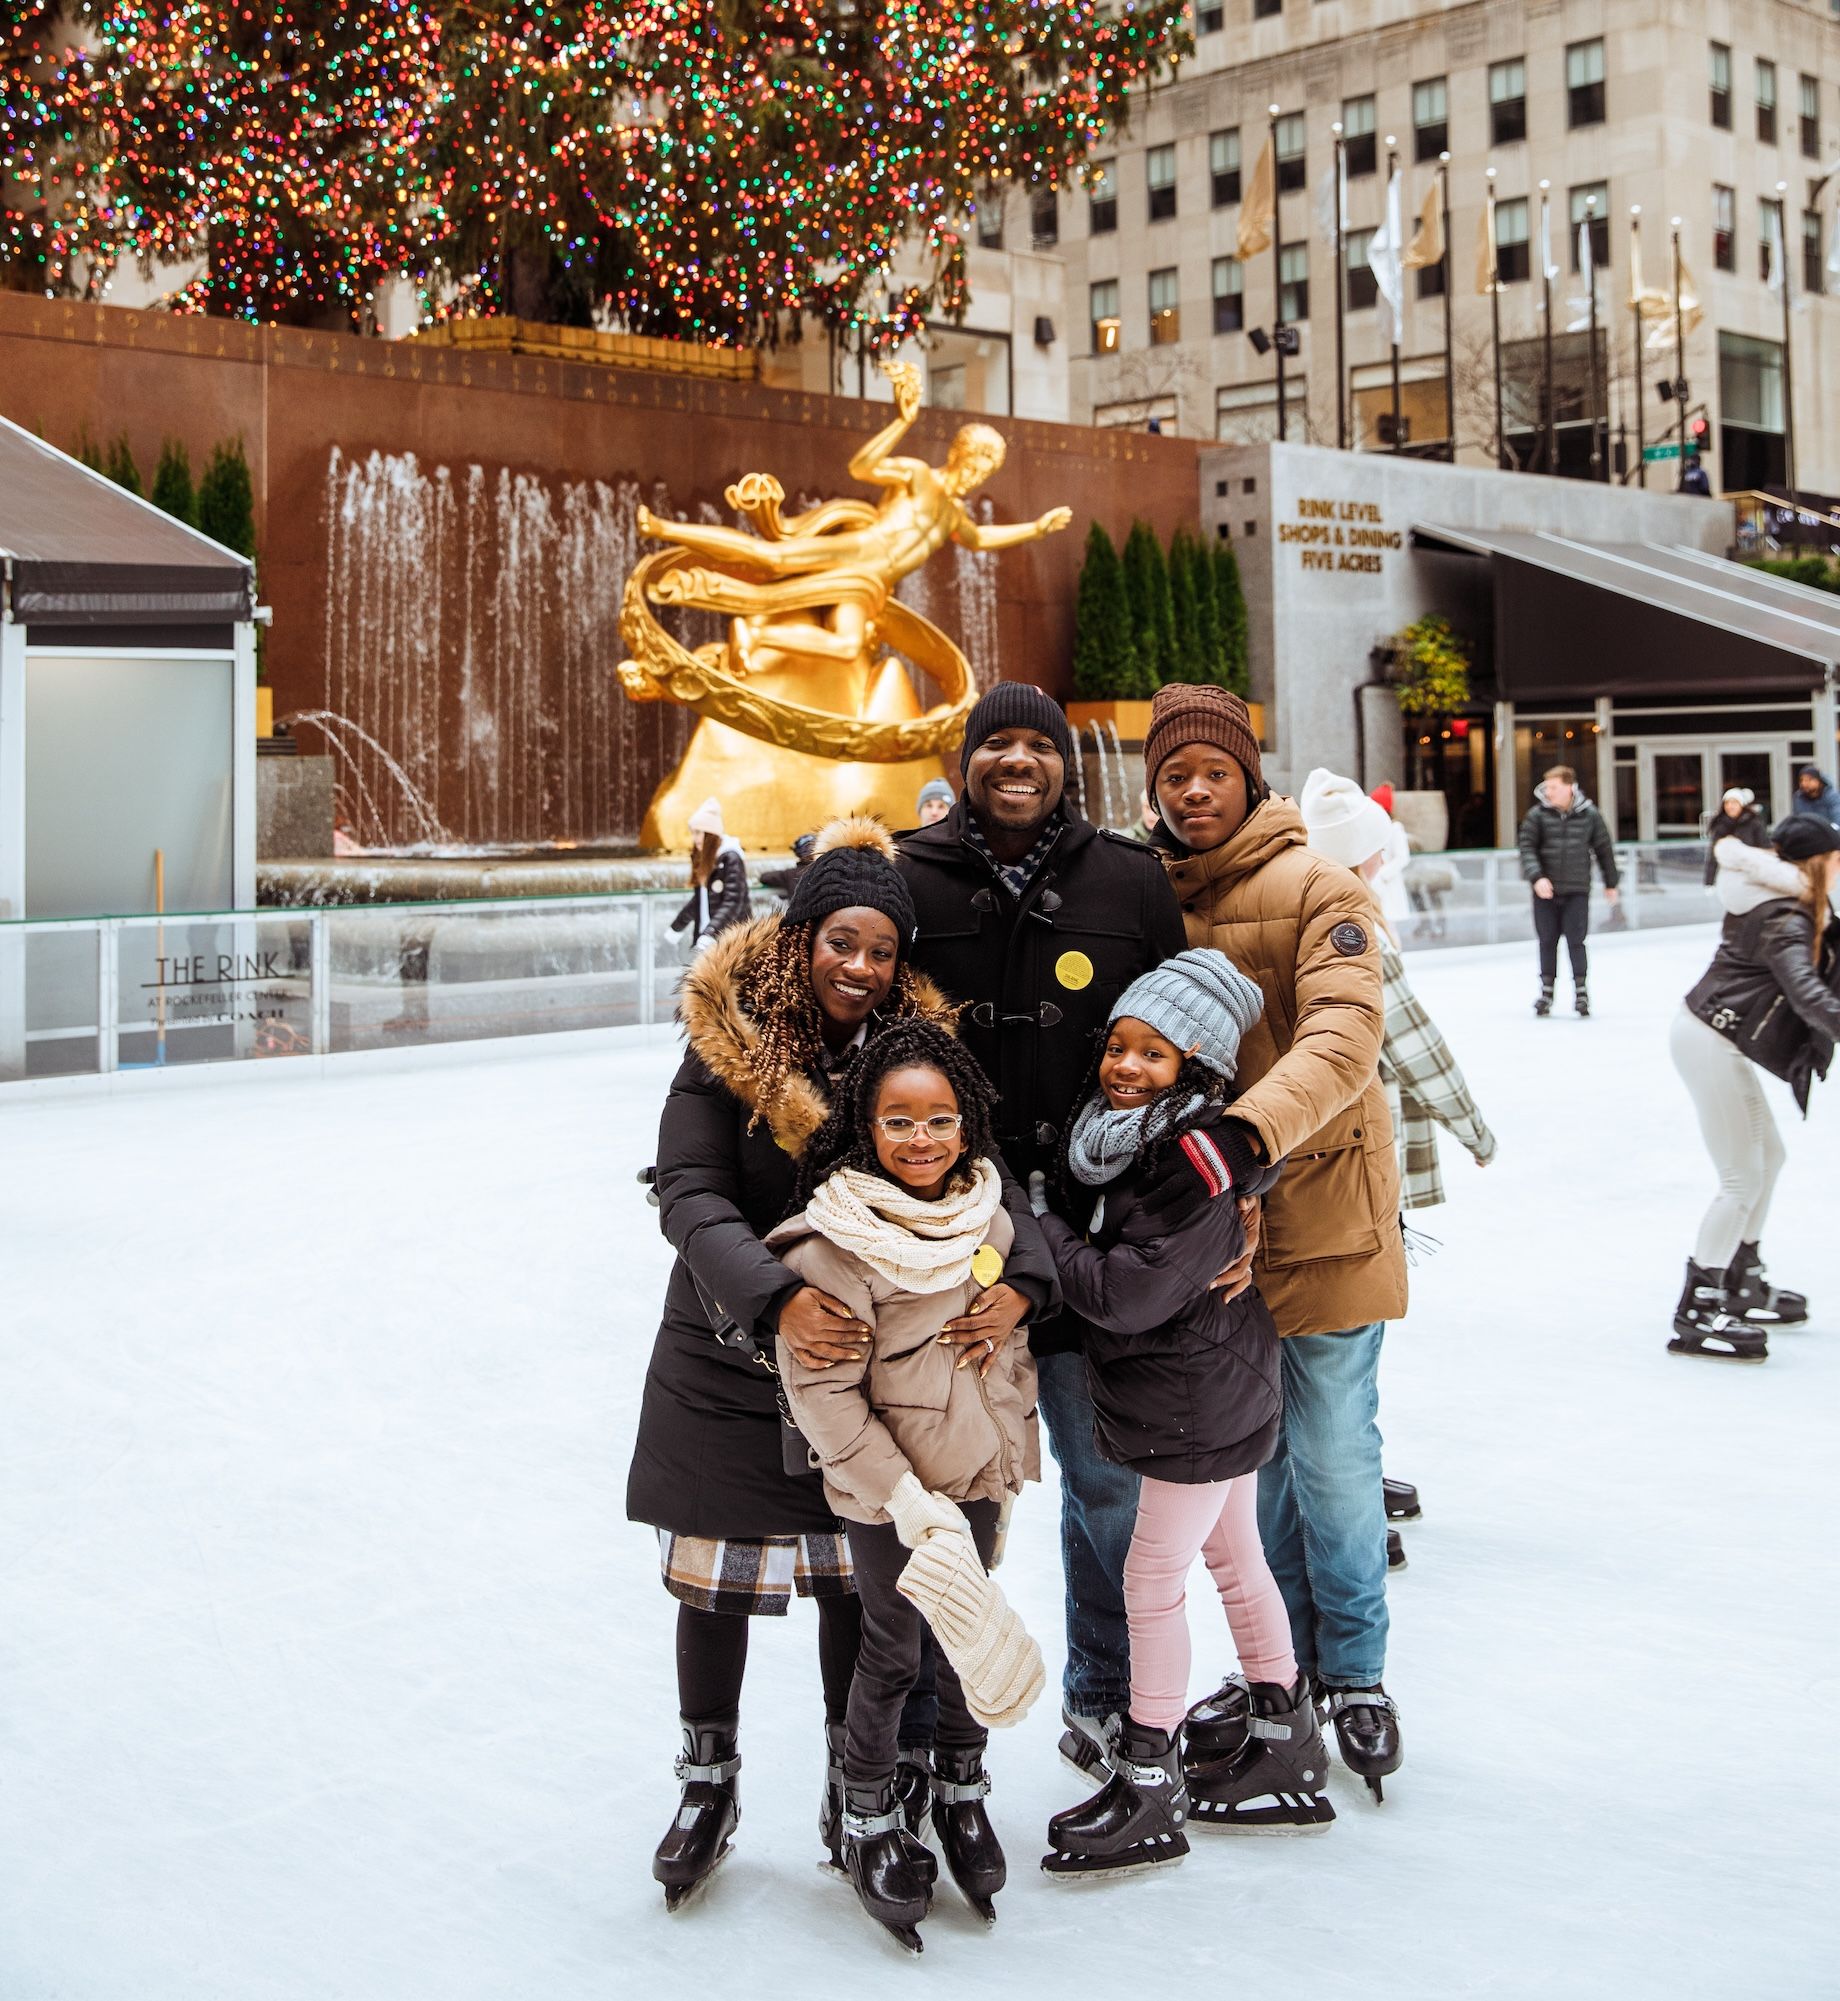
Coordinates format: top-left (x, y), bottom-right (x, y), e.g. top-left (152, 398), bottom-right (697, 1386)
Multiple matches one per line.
top-left (618, 358), bottom-right (1071, 851)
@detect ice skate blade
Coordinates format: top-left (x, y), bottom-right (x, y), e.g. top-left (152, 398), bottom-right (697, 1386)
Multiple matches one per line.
top-left (1040, 1845), bottom-right (1188, 1882)
top-left (874, 1922), bottom-right (924, 1956)
top-left (660, 1844), bottom-right (731, 1912)
top-left (1667, 1336), bottom-right (1767, 1364)
top-left (1189, 1799), bottom-right (1336, 1834)
top-left (1364, 1776), bottom-right (1386, 1805)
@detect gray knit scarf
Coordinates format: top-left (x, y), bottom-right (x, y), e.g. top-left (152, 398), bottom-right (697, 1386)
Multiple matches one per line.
top-left (1065, 1089), bottom-right (1206, 1188)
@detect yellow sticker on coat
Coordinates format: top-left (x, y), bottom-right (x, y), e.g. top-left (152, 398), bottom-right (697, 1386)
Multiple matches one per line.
top-left (971, 1244), bottom-right (1006, 1288)
top-left (1055, 950), bottom-right (1094, 990)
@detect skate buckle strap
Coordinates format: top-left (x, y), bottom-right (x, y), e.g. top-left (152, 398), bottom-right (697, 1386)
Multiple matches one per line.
top-left (673, 1752), bottom-right (742, 1785)
top-left (930, 1770), bottom-right (991, 1805)
top-left (1192, 1675), bottom-right (1250, 1723)
top-left (841, 1803), bottom-right (904, 1840)
top-left (1248, 1715), bottom-right (1295, 1742)
top-left (1324, 1690), bottom-right (1397, 1721)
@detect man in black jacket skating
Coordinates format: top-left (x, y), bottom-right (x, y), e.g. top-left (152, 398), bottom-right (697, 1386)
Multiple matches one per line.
top-left (896, 682), bottom-right (1201, 1765)
top-left (1517, 763), bottom-right (1620, 1018)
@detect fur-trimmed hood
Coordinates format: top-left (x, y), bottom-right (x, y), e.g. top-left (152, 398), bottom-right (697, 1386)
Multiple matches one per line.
top-left (1715, 836), bottom-right (1809, 917)
top-left (676, 913), bottom-right (959, 1156)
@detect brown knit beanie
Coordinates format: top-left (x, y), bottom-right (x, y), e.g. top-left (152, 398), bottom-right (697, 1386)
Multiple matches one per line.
top-left (1142, 684), bottom-right (1263, 795)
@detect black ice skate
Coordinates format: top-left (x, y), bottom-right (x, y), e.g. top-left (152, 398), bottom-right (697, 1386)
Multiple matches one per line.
top-left (1057, 1706), bottom-right (1119, 1782)
top-left (1382, 1476), bottom-right (1423, 1521)
top-left (1386, 1527), bottom-right (1407, 1571)
top-left (653, 1718), bottom-right (740, 1911)
top-left (819, 1721), bottom-right (846, 1875)
top-left (891, 1743), bottom-right (939, 1888)
top-left (1181, 1674), bottom-right (1251, 1766)
top-left (1185, 1676), bottom-right (1335, 1832)
top-left (930, 1747), bottom-right (1006, 1924)
top-left (1041, 1720), bottom-right (1189, 1880)
top-left (1533, 981), bottom-right (1555, 1017)
top-left (1574, 984), bottom-right (1591, 1017)
top-left (841, 1779), bottom-right (931, 1954)
top-left (1669, 1259), bottom-right (1768, 1362)
top-left (1725, 1242), bottom-right (1808, 1326)
top-left (1321, 1685), bottom-right (1403, 1803)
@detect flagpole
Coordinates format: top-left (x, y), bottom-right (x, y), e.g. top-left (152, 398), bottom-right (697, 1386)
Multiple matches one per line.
top-left (1671, 215), bottom-right (1687, 470)
top-left (1270, 104), bottom-right (1287, 443)
top-left (1630, 206), bottom-right (1646, 488)
top-left (1439, 151), bottom-right (1455, 461)
top-left (1333, 122), bottom-right (1348, 451)
top-left (1539, 179), bottom-right (1556, 475)
top-left (1775, 179), bottom-right (1798, 515)
top-left (1488, 167), bottom-right (1505, 468)
top-left (1387, 136), bottom-right (1402, 453)
top-left (1586, 193), bottom-right (1603, 480)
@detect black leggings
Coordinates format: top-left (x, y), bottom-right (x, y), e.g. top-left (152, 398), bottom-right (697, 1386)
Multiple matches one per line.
top-left (674, 1595), bottom-right (863, 1725)
top-left (1533, 890), bottom-right (1590, 985)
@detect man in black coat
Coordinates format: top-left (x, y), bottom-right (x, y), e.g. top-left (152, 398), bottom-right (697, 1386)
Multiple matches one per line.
top-left (1517, 762), bottom-right (1619, 1019)
top-left (895, 681), bottom-right (1207, 1763)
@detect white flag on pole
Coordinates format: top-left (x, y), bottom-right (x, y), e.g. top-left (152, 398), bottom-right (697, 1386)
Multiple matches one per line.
top-left (1368, 168), bottom-right (1406, 340)
top-left (1764, 208), bottom-right (1782, 293)
top-left (1540, 197), bottom-right (1559, 284)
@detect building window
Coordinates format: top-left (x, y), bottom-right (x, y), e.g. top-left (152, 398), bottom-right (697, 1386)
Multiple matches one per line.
top-left (1416, 245), bottom-right (1446, 299)
top-left (1089, 159), bottom-right (1117, 236)
top-left (1413, 77), bottom-right (1448, 162)
top-left (1759, 198), bottom-right (1788, 286)
top-left (1215, 381), bottom-right (1305, 446)
top-left (1030, 191), bottom-right (1058, 250)
top-left (1495, 197), bottom-right (1530, 284)
top-left (1569, 183), bottom-right (1609, 272)
top-left (977, 198), bottom-right (1004, 250)
top-left (1719, 329), bottom-right (1786, 490)
top-left (1755, 59), bottom-right (1776, 145)
top-left (1805, 209), bottom-right (1826, 297)
top-left (1566, 40), bottom-right (1605, 128)
top-left (1096, 395), bottom-right (1179, 435)
top-left (1210, 129), bottom-right (1240, 207)
top-left (1254, 0), bottom-right (1281, 17)
top-left (1149, 267), bottom-right (1181, 346)
top-left (1709, 43), bottom-right (1731, 129)
top-left (1489, 60), bottom-right (1526, 147)
top-left (1147, 145), bottom-right (1177, 223)
top-left (1275, 112), bottom-right (1306, 193)
top-left (1212, 256), bottom-right (1244, 334)
top-left (1279, 241), bottom-right (1309, 322)
top-left (1345, 227), bottom-right (1377, 310)
top-left (1800, 74), bottom-right (1820, 160)
top-left (1342, 95), bottom-right (1376, 177)
top-left (1090, 279), bottom-right (1120, 354)
top-left (1196, 1), bottom-right (1224, 32)
top-left (1713, 185), bottom-right (1735, 273)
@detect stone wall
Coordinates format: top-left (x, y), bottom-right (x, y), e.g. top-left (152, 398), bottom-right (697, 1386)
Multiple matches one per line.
top-left (0, 295), bottom-right (1201, 851)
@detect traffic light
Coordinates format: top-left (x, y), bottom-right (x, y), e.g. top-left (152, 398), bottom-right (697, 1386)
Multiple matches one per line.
top-left (1688, 412), bottom-right (1712, 454)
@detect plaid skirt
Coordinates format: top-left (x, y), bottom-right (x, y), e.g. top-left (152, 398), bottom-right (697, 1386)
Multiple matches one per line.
top-left (658, 1528), bottom-right (855, 1617)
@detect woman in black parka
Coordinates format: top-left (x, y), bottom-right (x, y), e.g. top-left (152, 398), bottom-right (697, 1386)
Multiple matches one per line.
top-left (629, 816), bottom-right (1054, 1909)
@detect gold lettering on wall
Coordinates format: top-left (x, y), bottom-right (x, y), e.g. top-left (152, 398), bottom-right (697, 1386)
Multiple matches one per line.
top-left (1279, 496), bottom-right (1403, 574)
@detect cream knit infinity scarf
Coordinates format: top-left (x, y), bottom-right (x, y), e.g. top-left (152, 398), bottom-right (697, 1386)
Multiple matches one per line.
top-left (804, 1158), bottom-right (1003, 1293)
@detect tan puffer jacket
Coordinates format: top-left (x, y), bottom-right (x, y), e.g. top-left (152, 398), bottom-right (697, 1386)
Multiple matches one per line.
top-left (767, 1205), bottom-right (1039, 1527)
top-left (1161, 799), bottom-right (1408, 1339)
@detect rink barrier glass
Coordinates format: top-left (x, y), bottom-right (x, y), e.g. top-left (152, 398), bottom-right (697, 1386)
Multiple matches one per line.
top-left (0, 848), bottom-right (1708, 1083)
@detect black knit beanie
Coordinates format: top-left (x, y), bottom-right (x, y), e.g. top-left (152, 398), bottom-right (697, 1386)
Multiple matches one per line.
top-left (958, 680), bottom-right (1075, 775)
top-left (784, 815), bottom-right (917, 945)
top-left (1772, 813), bottom-right (1840, 862)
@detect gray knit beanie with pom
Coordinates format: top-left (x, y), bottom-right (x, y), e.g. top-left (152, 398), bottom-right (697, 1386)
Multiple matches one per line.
top-left (1108, 948), bottom-right (1264, 1080)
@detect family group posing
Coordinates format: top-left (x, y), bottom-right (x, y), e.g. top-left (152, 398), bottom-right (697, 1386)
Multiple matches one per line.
top-left (625, 680), bottom-right (1482, 1951)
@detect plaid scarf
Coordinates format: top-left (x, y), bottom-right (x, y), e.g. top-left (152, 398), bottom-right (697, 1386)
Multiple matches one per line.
top-left (962, 812), bottom-right (1062, 902)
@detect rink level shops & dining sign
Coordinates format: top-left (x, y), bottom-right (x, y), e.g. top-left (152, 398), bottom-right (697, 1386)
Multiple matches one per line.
top-left (1279, 497), bottom-right (1404, 575)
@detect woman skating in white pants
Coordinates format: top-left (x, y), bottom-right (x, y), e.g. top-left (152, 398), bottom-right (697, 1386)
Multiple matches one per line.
top-left (1669, 819), bottom-right (1840, 1362)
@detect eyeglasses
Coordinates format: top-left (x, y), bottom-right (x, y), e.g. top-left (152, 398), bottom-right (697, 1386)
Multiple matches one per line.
top-left (874, 1114), bottom-right (964, 1141)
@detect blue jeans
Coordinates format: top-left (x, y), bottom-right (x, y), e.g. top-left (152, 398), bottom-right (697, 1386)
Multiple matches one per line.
top-left (1035, 1349), bottom-right (1141, 1717)
top-left (1256, 1323), bottom-right (1389, 1689)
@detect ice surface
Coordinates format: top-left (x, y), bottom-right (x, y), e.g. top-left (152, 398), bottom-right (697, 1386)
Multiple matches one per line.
top-left (2, 926), bottom-right (1835, 2000)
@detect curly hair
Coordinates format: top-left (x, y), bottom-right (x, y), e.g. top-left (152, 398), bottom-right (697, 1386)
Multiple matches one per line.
top-left (733, 918), bottom-right (928, 1126)
top-left (1054, 1046), bottom-right (1233, 1203)
top-left (795, 1019), bottom-right (1000, 1203)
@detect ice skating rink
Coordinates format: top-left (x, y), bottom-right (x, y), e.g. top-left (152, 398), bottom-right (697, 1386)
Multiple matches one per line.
top-left (3, 924), bottom-right (1835, 2000)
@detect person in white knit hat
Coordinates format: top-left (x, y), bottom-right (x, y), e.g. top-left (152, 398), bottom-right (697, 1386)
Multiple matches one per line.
top-left (1299, 769), bottom-right (1497, 1564)
top-left (770, 1019), bottom-right (1045, 1948)
top-left (672, 796), bottom-right (753, 951)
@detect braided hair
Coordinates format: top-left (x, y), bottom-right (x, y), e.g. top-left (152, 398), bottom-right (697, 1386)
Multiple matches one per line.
top-left (1054, 1043), bottom-right (1233, 1204)
top-left (732, 917), bottom-right (929, 1127)
top-left (795, 1019), bottom-right (1000, 1204)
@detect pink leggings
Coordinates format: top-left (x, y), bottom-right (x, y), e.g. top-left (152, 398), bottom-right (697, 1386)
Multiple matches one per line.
top-left (1124, 1473), bottom-right (1298, 1734)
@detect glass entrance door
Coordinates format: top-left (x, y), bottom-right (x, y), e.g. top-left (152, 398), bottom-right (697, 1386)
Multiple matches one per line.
top-left (1715, 747), bottom-right (1782, 826)
top-left (1643, 748), bottom-right (1708, 840)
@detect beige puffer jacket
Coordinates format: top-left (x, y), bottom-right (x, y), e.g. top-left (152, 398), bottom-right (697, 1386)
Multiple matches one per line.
top-left (767, 1205), bottom-right (1039, 1527)
top-left (1161, 798), bottom-right (1408, 1339)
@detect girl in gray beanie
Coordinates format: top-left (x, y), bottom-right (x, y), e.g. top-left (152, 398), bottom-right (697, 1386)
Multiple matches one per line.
top-left (1034, 947), bottom-right (1335, 1879)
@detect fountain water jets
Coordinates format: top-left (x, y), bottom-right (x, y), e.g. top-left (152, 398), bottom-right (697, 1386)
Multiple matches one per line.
top-left (1107, 721), bottom-right (1130, 830)
top-left (1087, 720), bottom-right (1120, 830)
top-left (284, 710), bottom-right (451, 848)
top-left (953, 499), bottom-right (1000, 694)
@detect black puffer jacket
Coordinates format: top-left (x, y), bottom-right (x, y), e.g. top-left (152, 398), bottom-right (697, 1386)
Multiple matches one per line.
top-left (1702, 806), bottom-right (1769, 885)
top-left (896, 802), bottom-right (1189, 1357)
top-left (1036, 1109), bottom-right (1282, 1484)
top-left (670, 845), bottom-right (751, 942)
top-left (625, 916), bottom-right (1056, 1540)
top-left (1685, 840), bottom-right (1840, 1114)
top-left (1518, 786), bottom-right (1619, 896)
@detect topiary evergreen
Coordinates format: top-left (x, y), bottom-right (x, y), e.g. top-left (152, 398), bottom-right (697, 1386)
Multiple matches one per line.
top-left (1073, 521), bottom-right (1142, 701)
top-left (72, 427), bottom-right (103, 472)
top-left (1122, 517), bottom-right (1176, 686)
top-left (196, 437), bottom-right (256, 558)
top-left (1188, 531), bottom-right (1226, 688)
top-left (1211, 540), bottom-right (1250, 696)
top-left (1172, 530), bottom-right (1214, 682)
top-left (150, 438), bottom-right (196, 526)
top-left (104, 432), bottom-right (142, 496)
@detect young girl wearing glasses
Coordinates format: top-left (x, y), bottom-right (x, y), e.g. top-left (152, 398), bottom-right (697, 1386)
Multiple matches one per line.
top-left (769, 1019), bottom-right (1043, 1952)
